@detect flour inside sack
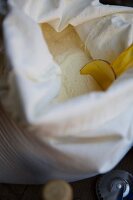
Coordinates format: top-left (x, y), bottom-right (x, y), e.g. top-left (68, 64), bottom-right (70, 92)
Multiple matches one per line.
top-left (41, 24), bottom-right (100, 102)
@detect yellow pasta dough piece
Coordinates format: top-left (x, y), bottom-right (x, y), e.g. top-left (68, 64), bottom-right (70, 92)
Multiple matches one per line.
top-left (80, 59), bottom-right (116, 90)
top-left (80, 44), bottom-right (133, 90)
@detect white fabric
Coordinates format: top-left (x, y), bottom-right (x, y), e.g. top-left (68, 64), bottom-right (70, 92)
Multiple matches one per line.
top-left (76, 13), bottom-right (133, 62)
top-left (0, 0), bottom-right (133, 183)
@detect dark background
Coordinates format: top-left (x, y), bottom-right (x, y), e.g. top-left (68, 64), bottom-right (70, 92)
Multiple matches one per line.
top-left (0, 147), bottom-right (133, 200)
top-left (100, 0), bottom-right (133, 7)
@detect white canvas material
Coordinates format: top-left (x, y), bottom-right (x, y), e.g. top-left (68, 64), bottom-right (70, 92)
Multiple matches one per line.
top-left (0, 0), bottom-right (133, 183)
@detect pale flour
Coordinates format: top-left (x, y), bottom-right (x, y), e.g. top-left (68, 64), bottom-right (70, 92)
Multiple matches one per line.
top-left (41, 24), bottom-right (100, 102)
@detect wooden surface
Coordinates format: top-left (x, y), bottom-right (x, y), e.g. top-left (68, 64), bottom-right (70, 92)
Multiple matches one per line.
top-left (0, 147), bottom-right (132, 200)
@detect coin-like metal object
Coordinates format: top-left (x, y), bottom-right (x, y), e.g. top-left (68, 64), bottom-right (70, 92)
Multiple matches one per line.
top-left (42, 180), bottom-right (73, 200)
top-left (96, 170), bottom-right (133, 200)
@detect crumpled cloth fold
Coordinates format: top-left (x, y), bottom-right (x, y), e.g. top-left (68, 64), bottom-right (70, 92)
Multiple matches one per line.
top-left (0, 0), bottom-right (133, 183)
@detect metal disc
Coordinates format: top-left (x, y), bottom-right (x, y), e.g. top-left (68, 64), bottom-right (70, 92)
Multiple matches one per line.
top-left (96, 170), bottom-right (133, 200)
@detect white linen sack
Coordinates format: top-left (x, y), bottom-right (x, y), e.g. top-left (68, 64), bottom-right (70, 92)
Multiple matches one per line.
top-left (0, 0), bottom-right (133, 183)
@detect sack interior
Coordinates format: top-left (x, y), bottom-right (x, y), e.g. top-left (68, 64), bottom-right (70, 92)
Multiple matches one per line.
top-left (41, 24), bottom-right (100, 102)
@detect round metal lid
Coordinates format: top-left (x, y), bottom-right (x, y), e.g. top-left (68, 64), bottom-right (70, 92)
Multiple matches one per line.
top-left (96, 170), bottom-right (133, 200)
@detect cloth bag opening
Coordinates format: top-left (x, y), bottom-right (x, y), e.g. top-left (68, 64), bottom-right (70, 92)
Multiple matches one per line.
top-left (0, 0), bottom-right (133, 184)
top-left (41, 23), bottom-right (101, 101)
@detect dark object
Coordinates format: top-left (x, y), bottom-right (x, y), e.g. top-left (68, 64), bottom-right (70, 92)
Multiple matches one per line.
top-left (0, 0), bottom-right (8, 16)
top-left (96, 170), bottom-right (133, 200)
top-left (100, 0), bottom-right (133, 7)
